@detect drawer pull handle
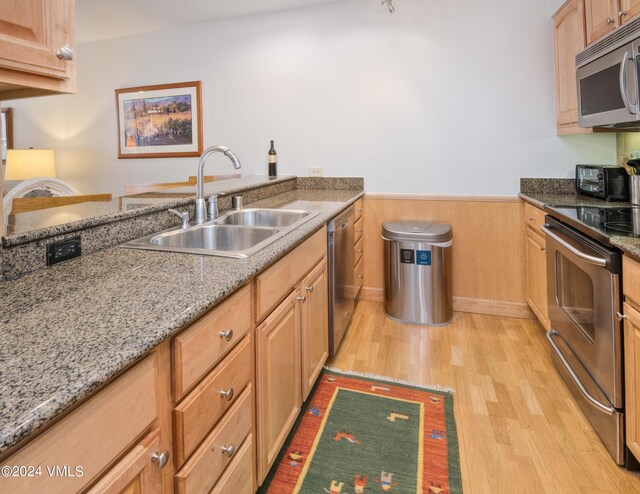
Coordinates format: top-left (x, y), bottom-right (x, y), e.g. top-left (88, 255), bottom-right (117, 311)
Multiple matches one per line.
top-left (357, 275), bottom-right (364, 279)
top-left (529, 216), bottom-right (535, 221)
top-left (616, 312), bottom-right (628, 321)
top-left (151, 450), bottom-right (170, 469)
top-left (221, 444), bottom-right (236, 458)
top-left (620, 10), bottom-right (628, 18)
top-left (297, 295), bottom-right (307, 303)
top-left (357, 228), bottom-right (364, 233)
top-left (356, 249), bottom-right (364, 253)
top-left (305, 286), bottom-right (314, 293)
top-left (220, 387), bottom-right (234, 401)
top-left (607, 17), bottom-right (615, 25)
top-left (220, 444), bottom-right (236, 458)
top-left (219, 329), bottom-right (234, 341)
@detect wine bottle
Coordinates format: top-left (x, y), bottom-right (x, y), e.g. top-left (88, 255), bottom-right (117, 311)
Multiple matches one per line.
top-left (268, 140), bottom-right (277, 178)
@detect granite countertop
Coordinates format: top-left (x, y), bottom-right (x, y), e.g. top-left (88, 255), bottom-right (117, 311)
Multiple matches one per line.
top-left (519, 192), bottom-right (640, 260)
top-left (0, 188), bottom-right (363, 456)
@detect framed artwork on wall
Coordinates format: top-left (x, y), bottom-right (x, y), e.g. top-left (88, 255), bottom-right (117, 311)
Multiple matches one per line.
top-left (1, 107), bottom-right (13, 162)
top-left (115, 81), bottom-right (203, 159)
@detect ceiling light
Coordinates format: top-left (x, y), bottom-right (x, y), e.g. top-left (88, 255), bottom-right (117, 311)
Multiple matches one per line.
top-left (381, 0), bottom-right (396, 14)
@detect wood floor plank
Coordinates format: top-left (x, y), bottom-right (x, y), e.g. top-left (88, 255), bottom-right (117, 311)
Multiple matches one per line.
top-left (327, 301), bottom-right (640, 492)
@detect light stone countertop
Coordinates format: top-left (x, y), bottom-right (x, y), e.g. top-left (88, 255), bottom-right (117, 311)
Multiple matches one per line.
top-left (0, 188), bottom-right (363, 456)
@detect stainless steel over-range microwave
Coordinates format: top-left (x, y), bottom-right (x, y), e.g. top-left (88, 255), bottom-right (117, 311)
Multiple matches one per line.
top-left (577, 17), bottom-right (640, 129)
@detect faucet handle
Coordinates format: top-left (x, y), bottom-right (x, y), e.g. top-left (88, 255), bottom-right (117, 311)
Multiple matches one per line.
top-left (168, 208), bottom-right (190, 229)
top-left (207, 195), bottom-right (219, 220)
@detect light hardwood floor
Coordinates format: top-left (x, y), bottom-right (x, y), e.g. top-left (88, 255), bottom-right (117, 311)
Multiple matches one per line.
top-left (327, 301), bottom-right (640, 493)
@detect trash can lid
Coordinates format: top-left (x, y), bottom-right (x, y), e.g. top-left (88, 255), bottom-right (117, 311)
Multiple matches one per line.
top-left (382, 221), bottom-right (452, 243)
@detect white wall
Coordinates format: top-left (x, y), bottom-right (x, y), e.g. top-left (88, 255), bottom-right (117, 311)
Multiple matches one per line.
top-left (6, 0), bottom-right (616, 196)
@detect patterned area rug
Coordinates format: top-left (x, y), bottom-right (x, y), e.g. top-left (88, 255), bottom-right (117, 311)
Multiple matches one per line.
top-left (259, 369), bottom-right (462, 494)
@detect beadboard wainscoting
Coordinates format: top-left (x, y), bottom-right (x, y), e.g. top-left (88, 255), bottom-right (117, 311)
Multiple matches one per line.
top-left (360, 194), bottom-right (533, 320)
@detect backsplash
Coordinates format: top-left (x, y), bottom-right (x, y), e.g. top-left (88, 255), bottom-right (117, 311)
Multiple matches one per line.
top-left (617, 133), bottom-right (640, 163)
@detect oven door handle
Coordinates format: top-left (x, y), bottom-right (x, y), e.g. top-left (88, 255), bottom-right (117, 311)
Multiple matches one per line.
top-left (620, 50), bottom-right (639, 115)
top-left (546, 330), bottom-right (615, 415)
top-left (541, 225), bottom-right (607, 267)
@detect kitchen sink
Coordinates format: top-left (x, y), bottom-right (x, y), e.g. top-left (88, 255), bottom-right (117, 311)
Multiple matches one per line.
top-left (216, 208), bottom-right (310, 227)
top-left (121, 207), bottom-right (319, 258)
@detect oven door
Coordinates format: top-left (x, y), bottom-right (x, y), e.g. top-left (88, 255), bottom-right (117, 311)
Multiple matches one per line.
top-left (543, 219), bottom-right (623, 408)
top-left (577, 41), bottom-right (639, 128)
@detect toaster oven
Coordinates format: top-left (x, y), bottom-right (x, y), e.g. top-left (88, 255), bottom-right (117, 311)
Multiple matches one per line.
top-left (576, 165), bottom-right (629, 201)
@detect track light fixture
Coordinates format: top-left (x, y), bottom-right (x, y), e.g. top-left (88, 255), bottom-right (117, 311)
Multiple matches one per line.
top-left (381, 0), bottom-right (396, 14)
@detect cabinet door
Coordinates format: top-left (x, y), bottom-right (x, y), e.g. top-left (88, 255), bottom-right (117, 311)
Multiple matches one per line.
top-left (0, 0), bottom-right (74, 80)
top-left (525, 227), bottom-right (550, 330)
top-left (301, 259), bottom-right (329, 400)
top-left (585, 0), bottom-right (618, 44)
top-left (619, 0), bottom-right (640, 22)
top-left (86, 430), bottom-right (164, 494)
top-left (624, 303), bottom-right (640, 462)
top-left (256, 290), bottom-right (302, 484)
top-left (554, 0), bottom-right (588, 133)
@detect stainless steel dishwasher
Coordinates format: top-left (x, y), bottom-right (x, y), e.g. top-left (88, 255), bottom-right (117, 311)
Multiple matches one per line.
top-left (328, 205), bottom-right (355, 356)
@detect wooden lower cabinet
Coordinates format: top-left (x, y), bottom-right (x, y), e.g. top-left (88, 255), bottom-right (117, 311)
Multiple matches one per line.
top-left (256, 290), bottom-right (302, 483)
top-left (87, 430), bottom-right (163, 494)
top-left (525, 226), bottom-right (551, 329)
top-left (210, 436), bottom-right (254, 494)
top-left (301, 258), bottom-right (329, 400)
top-left (624, 302), bottom-right (640, 462)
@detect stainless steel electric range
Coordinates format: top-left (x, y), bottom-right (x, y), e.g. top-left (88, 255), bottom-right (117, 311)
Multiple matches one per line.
top-left (543, 204), bottom-right (638, 467)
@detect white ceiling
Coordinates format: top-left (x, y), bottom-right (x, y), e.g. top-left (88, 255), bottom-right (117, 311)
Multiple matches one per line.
top-left (77, 0), bottom-right (348, 43)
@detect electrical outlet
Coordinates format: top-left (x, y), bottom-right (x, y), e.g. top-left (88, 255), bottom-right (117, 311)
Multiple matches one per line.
top-left (309, 167), bottom-right (323, 177)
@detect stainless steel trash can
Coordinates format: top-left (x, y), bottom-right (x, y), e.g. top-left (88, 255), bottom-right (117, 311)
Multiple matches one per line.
top-left (382, 221), bottom-right (453, 326)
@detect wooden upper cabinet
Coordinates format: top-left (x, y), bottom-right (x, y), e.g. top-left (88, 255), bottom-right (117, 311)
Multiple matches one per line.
top-left (620, 0), bottom-right (640, 23)
top-left (585, 0), bottom-right (618, 44)
top-left (553, 0), bottom-right (590, 135)
top-left (0, 0), bottom-right (76, 99)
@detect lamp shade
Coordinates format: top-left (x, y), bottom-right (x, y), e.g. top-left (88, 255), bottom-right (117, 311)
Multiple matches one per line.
top-left (5, 149), bottom-right (56, 180)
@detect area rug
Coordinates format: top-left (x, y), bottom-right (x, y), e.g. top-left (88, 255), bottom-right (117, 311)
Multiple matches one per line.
top-left (259, 368), bottom-right (462, 494)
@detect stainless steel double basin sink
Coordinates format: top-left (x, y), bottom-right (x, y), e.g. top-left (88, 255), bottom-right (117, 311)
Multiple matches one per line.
top-left (121, 208), bottom-right (318, 258)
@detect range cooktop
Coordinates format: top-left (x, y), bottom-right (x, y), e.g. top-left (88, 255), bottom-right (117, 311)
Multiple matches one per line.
top-left (545, 205), bottom-right (639, 245)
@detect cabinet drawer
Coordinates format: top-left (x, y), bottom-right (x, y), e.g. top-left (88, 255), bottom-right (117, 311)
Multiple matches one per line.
top-left (0, 355), bottom-right (157, 494)
top-left (524, 202), bottom-right (546, 234)
top-left (173, 284), bottom-right (251, 400)
top-left (256, 226), bottom-right (327, 322)
top-left (355, 257), bottom-right (364, 298)
top-left (174, 336), bottom-right (251, 466)
top-left (210, 435), bottom-right (254, 494)
top-left (175, 387), bottom-right (252, 494)
top-left (354, 216), bottom-right (363, 244)
top-left (354, 235), bottom-right (363, 266)
top-left (624, 255), bottom-right (640, 307)
top-left (354, 198), bottom-right (363, 221)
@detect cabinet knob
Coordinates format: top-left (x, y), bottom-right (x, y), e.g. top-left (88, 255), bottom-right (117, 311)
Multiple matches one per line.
top-left (56, 44), bottom-right (74, 61)
top-left (220, 387), bottom-right (234, 401)
top-left (616, 311), bottom-right (628, 321)
top-left (357, 228), bottom-right (364, 233)
top-left (356, 208), bottom-right (363, 212)
top-left (619, 10), bottom-right (628, 18)
top-left (357, 275), bottom-right (364, 279)
top-left (305, 286), bottom-right (314, 293)
top-left (356, 249), bottom-right (364, 254)
top-left (220, 444), bottom-right (236, 458)
top-left (297, 295), bottom-right (307, 303)
top-left (607, 17), bottom-right (615, 25)
top-left (529, 216), bottom-right (535, 221)
top-left (151, 450), bottom-right (170, 469)
top-left (219, 329), bottom-right (233, 341)
top-left (540, 246), bottom-right (546, 252)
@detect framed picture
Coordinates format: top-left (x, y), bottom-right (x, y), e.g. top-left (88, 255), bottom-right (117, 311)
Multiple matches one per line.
top-left (1, 107), bottom-right (13, 162)
top-left (115, 81), bottom-right (203, 159)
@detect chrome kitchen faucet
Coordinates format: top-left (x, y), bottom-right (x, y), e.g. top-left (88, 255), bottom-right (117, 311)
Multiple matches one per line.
top-left (194, 146), bottom-right (242, 224)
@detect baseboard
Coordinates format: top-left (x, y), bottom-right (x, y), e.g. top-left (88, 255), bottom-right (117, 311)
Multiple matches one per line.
top-left (358, 287), bottom-right (535, 320)
top-left (453, 297), bottom-right (535, 320)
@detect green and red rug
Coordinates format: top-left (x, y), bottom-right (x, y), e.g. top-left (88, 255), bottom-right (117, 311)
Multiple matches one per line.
top-left (260, 369), bottom-right (462, 494)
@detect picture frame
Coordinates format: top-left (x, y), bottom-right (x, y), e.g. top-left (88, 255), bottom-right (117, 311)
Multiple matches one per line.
top-left (1, 107), bottom-right (13, 162)
top-left (115, 81), bottom-right (203, 159)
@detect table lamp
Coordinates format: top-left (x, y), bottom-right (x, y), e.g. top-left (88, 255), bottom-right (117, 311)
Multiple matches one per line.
top-left (5, 149), bottom-right (56, 180)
